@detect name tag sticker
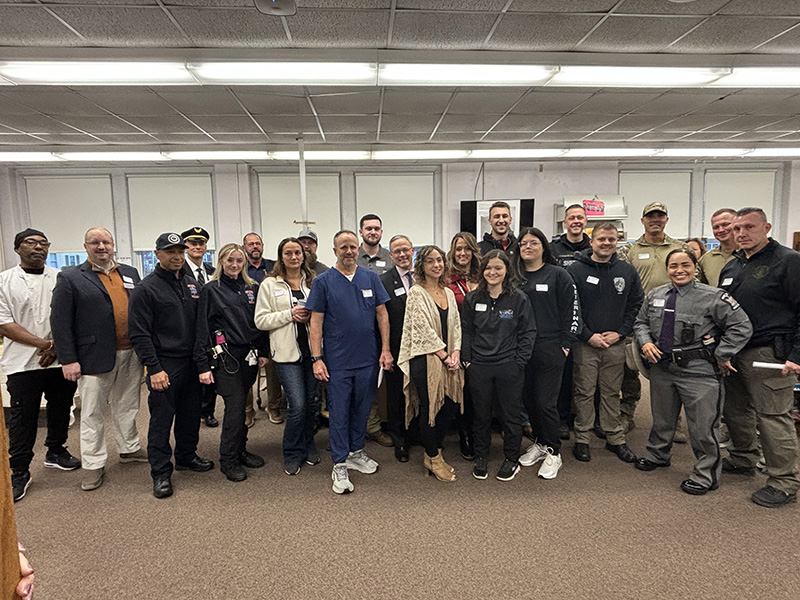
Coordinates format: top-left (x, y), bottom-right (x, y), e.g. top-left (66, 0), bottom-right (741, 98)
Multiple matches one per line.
top-left (362, 289), bottom-right (374, 298)
top-left (721, 277), bottom-right (733, 286)
top-left (475, 303), bottom-right (487, 312)
top-left (638, 253), bottom-right (650, 260)
top-left (121, 275), bottom-right (134, 283)
top-left (123, 282), bottom-right (134, 289)
top-left (653, 298), bottom-right (666, 307)
top-left (535, 284), bottom-right (548, 292)
top-left (273, 289), bottom-right (285, 296)
top-left (394, 287), bottom-right (406, 297)
top-left (376, 261), bottom-right (386, 268)
top-left (586, 276), bottom-right (600, 285)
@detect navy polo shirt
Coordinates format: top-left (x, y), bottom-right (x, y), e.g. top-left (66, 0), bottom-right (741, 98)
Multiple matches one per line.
top-left (306, 266), bottom-right (390, 371)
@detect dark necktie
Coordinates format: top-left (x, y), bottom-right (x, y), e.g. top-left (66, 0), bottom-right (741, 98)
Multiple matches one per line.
top-left (196, 268), bottom-right (206, 285)
top-left (658, 288), bottom-right (677, 353)
top-left (405, 272), bottom-right (413, 289)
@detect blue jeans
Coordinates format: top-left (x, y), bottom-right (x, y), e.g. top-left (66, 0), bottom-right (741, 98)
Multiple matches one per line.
top-left (275, 358), bottom-right (319, 468)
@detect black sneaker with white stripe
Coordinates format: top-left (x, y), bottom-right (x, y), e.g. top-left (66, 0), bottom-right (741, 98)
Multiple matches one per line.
top-left (12, 471), bottom-right (31, 502)
top-left (496, 459), bottom-right (521, 482)
top-left (44, 448), bottom-right (80, 471)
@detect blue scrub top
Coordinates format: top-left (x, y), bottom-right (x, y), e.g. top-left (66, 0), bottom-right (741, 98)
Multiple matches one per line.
top-left (306, 266), bottom-right (390, 371)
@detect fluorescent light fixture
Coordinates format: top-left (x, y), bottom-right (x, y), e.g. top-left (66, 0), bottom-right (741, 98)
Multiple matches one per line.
top-left (657, 148), bottom-right (749, 157)
top-left (373, 150), bottom-right (471, 160)
top-left (743, 148), bottom-right (800, 157)
top-left (710, 68), bottom-right (800, 88)
top-left (165, 151), bottom-right (271, 161)
top-left (378, 64), bottom-right (557, 86)
top-left (563, 148), bottom-right (657, 158)
top-left (55, 152), bottom-right (172, 162)
top-left (0, 61), bottom-right (196, 85)
top-left (469, 149), bottom-right (565, 159)
top-left (270, 151), bottom-right (371, 160)
top-left (187, 62), bottom-right (377, 85)
top-left (549, 66), bottom-right (729, 88)
top-left (0, 153), bottom-right (62, 162)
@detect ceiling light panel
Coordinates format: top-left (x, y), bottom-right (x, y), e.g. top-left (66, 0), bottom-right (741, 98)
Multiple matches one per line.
top-left (744, 148), bottom-right (800, 157)
top-left (378, 64), bottom-right (558, 86)
top-left (0, 153), bottom-right (62, 162)
top-left (657, 148), bottom-right (749, 157)
top-left (270, 151), bottom-right (371, 160)
top-left (373, 150), bottom-right (470, 160)
top-left (549, 66), bottom-right (730, 88)
top-left (166, 151), bottom-right (271, 161)
top-left (469, 149), bottom-right (565, 159)
top-left (0, 62), bottom-right (197, 85)
top-left (563, 148), bottom-right (657, 157)
top-left (710, 68), bottom-right (800, 88)
top-left (187, 62), bottom-right (377, 85)
top-left (54, 152), bottom-right (172, 162)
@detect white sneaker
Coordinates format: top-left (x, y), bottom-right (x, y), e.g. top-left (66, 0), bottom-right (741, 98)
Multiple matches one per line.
top-left (345, 449), bottom-right (378, 474)
top-left (519, 442), bottom-right (547, 467)
top-left (537, 449), bottom-right (562, 480)
top-left (331, 463), bottom-right (354, 494)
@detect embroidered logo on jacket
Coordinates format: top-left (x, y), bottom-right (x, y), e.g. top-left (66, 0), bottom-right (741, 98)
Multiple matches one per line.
top-left (613, 277), bottom-right (626, 294)
top-left (187, 283), bottom-right (199, 298)
top-left (498, 309), bottom-right (514, 319)
top-left (245, 289), bottom-right (255, 304)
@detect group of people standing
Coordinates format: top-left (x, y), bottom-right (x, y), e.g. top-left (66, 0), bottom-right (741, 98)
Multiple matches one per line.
top-left (2, 201), bottom-right (798, 509)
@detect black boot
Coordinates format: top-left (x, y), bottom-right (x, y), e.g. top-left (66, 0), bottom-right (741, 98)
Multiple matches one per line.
top-left (459, 430), bottom-right (475, 461)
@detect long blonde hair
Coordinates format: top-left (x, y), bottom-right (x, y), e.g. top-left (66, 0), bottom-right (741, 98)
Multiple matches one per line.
top-left (209, 243), bottom-right (257, 287)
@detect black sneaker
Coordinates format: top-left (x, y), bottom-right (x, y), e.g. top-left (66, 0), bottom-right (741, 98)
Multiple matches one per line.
top-left (284, 463), bottom-right (301, 476)
top-left (240, 450), bottom-right (265, 469)
top-left (472, 456), bottom-right (488, 480)
top-left (751, 485), bottom-right (798, 508)
top-left (721, 457), bottom-right (756, 477)
top-left (44, 448), bottom-right (80, 471)
top-left (12, 471), bottom-right (31, 502)
top-left (496, 459), bottom-right (521, 482)
top-left (220, 461), bottom-right (247, 482)
top-left (573, 443), bottom-right (591, 462)
top-left (558, 422), bottom-right (571, 441)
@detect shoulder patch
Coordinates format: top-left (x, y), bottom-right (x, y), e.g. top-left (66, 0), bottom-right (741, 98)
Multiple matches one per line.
top-left (720, 292), bottom-right (740, 310)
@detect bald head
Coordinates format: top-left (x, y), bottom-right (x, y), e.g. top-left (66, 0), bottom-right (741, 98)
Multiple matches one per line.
top-left (84, 227), bottom-right (115, 268)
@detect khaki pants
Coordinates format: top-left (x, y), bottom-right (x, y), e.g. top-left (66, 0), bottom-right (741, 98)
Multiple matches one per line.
top-left (724, 346), bottom-right (800, 494)
top-left (247, 360), bottom-right (286, 420)
top-left (78, 349), bottom-right (143, 470)
top-left (572, 342), bottom-right (626, 445)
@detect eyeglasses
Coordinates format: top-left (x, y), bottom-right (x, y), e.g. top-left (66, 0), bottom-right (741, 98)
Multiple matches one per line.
top-left (519, 240), bottom-right (542, 248)
top-left (20, 238), bottom-right (50, 248)
top-left (392, 247), bottom-right (413, 255)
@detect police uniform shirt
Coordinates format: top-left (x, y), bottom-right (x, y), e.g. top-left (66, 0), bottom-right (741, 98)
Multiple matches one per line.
top-left (305, 266), bottom-right (390, 371)
top-left (618, 234), bottom-right (693, 294)
top-left (698, 247), bottom-right (734, 287)
top-left (634, 280), bottom-right (752, 375)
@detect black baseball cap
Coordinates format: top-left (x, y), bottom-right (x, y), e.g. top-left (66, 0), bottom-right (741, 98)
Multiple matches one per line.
top-left (155, 232), bottom-right (188, 250)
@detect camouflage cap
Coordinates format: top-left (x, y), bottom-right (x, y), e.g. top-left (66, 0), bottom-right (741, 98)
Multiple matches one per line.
top-left (642, 202), bottom-right (668, 217)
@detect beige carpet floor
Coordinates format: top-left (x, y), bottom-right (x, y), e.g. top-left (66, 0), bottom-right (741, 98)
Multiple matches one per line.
top-left (11, 380), bottom-right (800, 600)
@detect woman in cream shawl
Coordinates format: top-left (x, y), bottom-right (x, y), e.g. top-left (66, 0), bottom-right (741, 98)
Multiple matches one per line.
top-left (398, 245), bottom-right (464, 481)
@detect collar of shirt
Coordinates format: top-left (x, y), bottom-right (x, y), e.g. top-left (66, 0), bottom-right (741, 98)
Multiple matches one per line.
top-left (396, 266), bottom-right (413, 292)
top-left (90, 260), bottom-right (117, 275)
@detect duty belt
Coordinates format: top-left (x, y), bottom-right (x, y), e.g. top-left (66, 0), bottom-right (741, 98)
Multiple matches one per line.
top-left (668, 347), bottom-right (711, 368)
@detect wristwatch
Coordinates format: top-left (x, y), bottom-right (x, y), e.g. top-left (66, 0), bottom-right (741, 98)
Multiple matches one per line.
top-left (310, 355), bottom-right (324, 363)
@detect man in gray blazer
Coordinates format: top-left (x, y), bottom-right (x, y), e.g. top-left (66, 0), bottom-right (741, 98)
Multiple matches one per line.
top-left (51, 227), bottom-right (146, 492)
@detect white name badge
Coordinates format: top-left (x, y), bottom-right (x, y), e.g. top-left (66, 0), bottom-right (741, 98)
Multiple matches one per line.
top-left (475, 303), bottom-right (487, 312)
top-left (653, 298), bottom-right (666, 307)
top-left (535, 284), bottom-right (548, 292)
top-left (123, 282), bottom-right (135, 289)
top-left (394, 287), bottom-right (406, 297)
top-left (586, 276), bottom-right (600, 285)
top-left (721, 277), bottom-right (733, 286)
top-left (638, 253), bottom-right (650, 260)
top-left (362, 289), bottom-right (374, 298)
top-left (273, 289), bottom-right (285, 296)
top-left (121, 275), bottom-right (134, 283)
top-left (376, 261), bottom-right (386, 268)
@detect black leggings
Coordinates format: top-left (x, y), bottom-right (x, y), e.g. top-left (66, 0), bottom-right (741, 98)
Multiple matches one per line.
top-left (410, 355), bottom-right (450, 458)
top-left (523, 339), bottom-right (566, 452)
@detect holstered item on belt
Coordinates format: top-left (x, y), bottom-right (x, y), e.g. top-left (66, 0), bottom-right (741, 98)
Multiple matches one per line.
top-left (773, 334), bottom-right (792, 362)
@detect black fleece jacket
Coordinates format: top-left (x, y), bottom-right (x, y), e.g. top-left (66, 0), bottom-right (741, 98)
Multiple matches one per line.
top-left (550, 233), bottom-right (591, 269)
top-left (566, 250), bottom-right (643, 343)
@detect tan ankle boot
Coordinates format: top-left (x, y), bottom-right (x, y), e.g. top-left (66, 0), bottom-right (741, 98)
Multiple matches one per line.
top-left (424, 452), bottom-right (454, 473)
top-left (427, 451), bottom-right (456, 482)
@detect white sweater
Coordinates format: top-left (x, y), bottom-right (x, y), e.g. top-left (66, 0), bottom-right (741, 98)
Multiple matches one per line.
top-left (254, 275), bottom-right (312, 363)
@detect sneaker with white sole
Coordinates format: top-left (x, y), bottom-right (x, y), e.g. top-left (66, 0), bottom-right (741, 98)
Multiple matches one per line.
top-left (537, 449), bottom-right (562, 480)
top-left (496, 458), bottom-right (521, 481)
top-left (519, 442), bottom-right (547, 467)
top-left (345, 449), bottom-right (378, 474)
top-left (332, 463), bottom-right (354, 494)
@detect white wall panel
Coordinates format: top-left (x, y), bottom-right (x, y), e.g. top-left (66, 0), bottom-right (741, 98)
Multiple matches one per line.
top-left (619, 171), bottom-right (692, 239)
top-left (703, 170), bottom-right (776, 238)
top-left (355, 173), bottom-right (435, 246)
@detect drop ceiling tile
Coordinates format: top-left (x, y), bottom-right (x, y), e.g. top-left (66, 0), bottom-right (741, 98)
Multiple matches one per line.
top-left (301, 0), bottom-right (391, 7)
top-left (0, 135), bottom-right (46, 145)
top-left (163, 0), bottom-right (251, 6)
top-left (124, 115), bottom-right (206, 133)
top-left (760, 116), bottom-right (800, 130)
top-left (398, 0), bottom-right (507, 9)
top-left (39, 134), bottom-right (106, 145)
top-left (0, 115), bottom-right (77, 134)
top-left (437, 114), bottom-right (507, 132)
top-left (578, 15), bottom-right (704, 52)
top-left (323, 133), bottom-right (380, 143)
top-left (253, 115), bottom-right (320, 132)
top-left (749, 22), bottom-right (800, 53)
top-left (704, 115), bottom-right (792, 131)
top-left (546, 114), bottom-right (620, 130)
top-left (91, 134), bottom-right (159, 144)
top-left (675, 132), bottom-right (747, 142)
top-left (73, 90), bottom-right (173, 116)
top-left (0, 7), bottom-right (84, 45)
top-left (183, 115), bottom-right (262, 133)
top-left (448, 91), bottom-right (526, 115)
top-left (579, 132), bottom-right (639, 141)
top-left (629, 131), bottom-right (692, 142)
top-left (690, 93), bottom-right (795, 115)
top-left (391, 12), bottom-right (495, 49)
top-left (747, 95), bottom-right (800, 116)
top-left (318, 115), bottom-right (378, 132)
top-left (769, 132), bottom-right (800, 141)
top-left (265, 133), bottom-right (324, 144)
top-left (656, 115), bottom-right (735, 131)
top-left (619, 0), bottom-right (729, 15)
top-left (235, 93), bottom-right (312, 115)
top-left (310, 92), bottom-right (381, 114)
top-left (631, 93), bottom-right (718, 115)
top-left (170, 7), bottom-right (288, 46)
top-left (382, 91), bottom-right (453, 114)
top-left (480, 132), bottom-right (538, 142)
top-left (508, 0), bottom-right (618, 11)
top-left (375, 133), bottom-right (432, 143)
top-left (50, 7), bottom-right (188, 46)
top-left (572, 92), bottom-right (662, 115)
top-left (428, 133), bottom-right (484, 143)
top-left (669, 16), bottom-right (800, 53)
top-left (46, 0), bottom-right (158, 4)
top-left (486, 14), bottom-right (602, 50)
top-left (289, 9), bottom-right (388, 47)
top-left (155, 91), bottom-right (247, 115)
top-left (57, 116), bottom-right (146, 134)
top-left (730, 131), bottom-right (795, 141)
top-left (718, 0), bottom-right (800, 16)
top-left (493, 114), bottom-right (563, 131)
top-left (511, 92), bottom-right (594, 114)
top-left (611, 115), bottom-right (675, 131)
top-left (151, 133), bottom-right (217, 144)
top-left (379, 114), bottom-right (441, 132)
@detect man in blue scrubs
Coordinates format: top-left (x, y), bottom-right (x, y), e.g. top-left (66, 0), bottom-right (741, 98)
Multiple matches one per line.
top-left (307, 230), bottom-right (393, 494)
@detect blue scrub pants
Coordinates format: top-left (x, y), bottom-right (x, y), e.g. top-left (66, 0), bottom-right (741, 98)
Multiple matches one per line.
top-left (327, 365), bottom-right (379, 464)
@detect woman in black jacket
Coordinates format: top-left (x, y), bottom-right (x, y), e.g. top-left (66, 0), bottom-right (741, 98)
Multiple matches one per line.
top-left (195, 243), bottom-right (269, 482)
top-left (513, 227), bottom-right (579, 480)
top-left (461, 249), bottom-right (536, 482)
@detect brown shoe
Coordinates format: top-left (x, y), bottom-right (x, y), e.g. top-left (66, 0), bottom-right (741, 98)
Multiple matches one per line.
top-left (81, 467), bottom-right (105, 491)
top-left (267, 408), bottom-right (285, 424)
top-left (119, 449), bottom-right (148, 463)
top-left (245, 413), bottom-right (255, 428)
top-left (426, 451), bottom-right (456, 482)
top-left (367, 430), bottom-right (393, 447)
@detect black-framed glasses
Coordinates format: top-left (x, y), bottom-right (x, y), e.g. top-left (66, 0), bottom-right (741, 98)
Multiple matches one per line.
top-left (21, 238), bottom-right (50, 248)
